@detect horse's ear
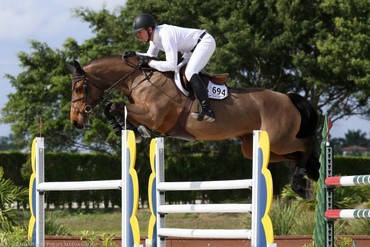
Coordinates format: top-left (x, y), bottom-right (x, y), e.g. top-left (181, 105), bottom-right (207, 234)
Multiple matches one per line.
top-left (67, 60), bottom-right (85, 75)
top-left (67, 62), bottom-right (75, 73)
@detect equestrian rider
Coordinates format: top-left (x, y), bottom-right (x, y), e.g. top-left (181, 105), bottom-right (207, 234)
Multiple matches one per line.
top-left (133, 13), bottom-right (216, 122)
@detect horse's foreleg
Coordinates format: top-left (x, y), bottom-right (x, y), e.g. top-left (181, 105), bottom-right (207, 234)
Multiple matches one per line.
top-left (105, 103), bottom-right (156, 142)
top-left (104, 103), bottom-right (143, 138)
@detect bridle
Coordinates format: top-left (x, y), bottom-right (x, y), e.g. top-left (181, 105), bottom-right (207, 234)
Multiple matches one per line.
top-left (71, 75), bottom-right (103, 115)
top-left (71, 59), bottom-right (141, 117)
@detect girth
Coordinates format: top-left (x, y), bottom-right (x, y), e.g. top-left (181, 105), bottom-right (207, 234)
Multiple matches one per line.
top-left (166, 97), bottom-right (196, 141)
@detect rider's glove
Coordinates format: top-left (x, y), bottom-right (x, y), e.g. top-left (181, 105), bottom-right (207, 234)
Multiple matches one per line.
top-left (138, 56), bottom-right (151, 67)
top-left (123, 50), bottom-right (136, 59)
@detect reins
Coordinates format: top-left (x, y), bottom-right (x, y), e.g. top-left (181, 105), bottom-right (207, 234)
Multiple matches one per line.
top-left (71, 55), bottom-right (179, 117)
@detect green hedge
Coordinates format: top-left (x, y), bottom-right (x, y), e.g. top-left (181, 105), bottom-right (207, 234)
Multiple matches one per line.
top-left (42, 153), bottom-right (122, 209)
top-left (331, 156), bottom-right (370, 175)
top-left (0, 152), bottom-right (369, 208)
top-left (0, 152), bottom-right (28, 188)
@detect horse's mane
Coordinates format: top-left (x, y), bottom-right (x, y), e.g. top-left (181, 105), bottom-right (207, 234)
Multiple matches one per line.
top-left (87, 55), bottom-right (122, 65)
top-left (84, 55), bottom-right (175, 81)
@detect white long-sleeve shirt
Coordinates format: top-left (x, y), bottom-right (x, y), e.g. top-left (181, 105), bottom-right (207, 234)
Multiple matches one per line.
top-left (145, 24), bottom-right (205, 72)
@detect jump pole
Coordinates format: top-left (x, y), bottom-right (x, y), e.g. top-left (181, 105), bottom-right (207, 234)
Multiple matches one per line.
top-left (146, 130), bottom-right (276, 247)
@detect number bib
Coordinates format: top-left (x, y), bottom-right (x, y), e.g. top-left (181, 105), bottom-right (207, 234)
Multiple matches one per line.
top-left (207, 82), bottom-right (228, 100)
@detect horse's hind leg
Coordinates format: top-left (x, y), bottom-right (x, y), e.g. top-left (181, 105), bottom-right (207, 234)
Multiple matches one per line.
top-left (284, 137), bottom-right (319, 200)
top-left (240, 135), bottom-right (294, 162)
top-left (305, 149), bottom-right (320, 181)
top-left (240, 135), bottom-right (253, 159)
top-left (280, 135), bottom-right (320, 180)
top-left (244, 132), bottom-right (317, 200)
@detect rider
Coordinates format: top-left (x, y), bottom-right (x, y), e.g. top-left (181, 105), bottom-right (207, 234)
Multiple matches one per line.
top-left (132, 13), bottom-right (216, 122)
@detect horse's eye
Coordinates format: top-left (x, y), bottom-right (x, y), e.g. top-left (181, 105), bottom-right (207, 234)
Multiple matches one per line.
top-left (75, 86), bottom-right (83, 94)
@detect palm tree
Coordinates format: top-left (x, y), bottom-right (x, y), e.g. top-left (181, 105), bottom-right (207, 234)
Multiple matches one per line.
top-left (0, 167), bottom-right (28, 231)
top-left (343, 130), bottom-right (368, 147)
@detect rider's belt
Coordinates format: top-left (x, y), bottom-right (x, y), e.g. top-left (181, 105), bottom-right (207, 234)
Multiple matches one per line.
top-left (191, 31), bottom-right (207, 52)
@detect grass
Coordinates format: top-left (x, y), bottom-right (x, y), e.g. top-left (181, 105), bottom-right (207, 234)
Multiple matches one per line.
top-left (49, 209), bottom-right (123, 236)
top-left (18, 200), bottom-right (370, 238)
top-left (44, 209), bottom-right (250, 236)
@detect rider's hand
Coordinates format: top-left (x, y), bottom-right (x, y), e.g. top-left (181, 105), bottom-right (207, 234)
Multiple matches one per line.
top-left (123, 50), bottom-right (136, 58)
top-left (138, 56), bottom-right (151, 67)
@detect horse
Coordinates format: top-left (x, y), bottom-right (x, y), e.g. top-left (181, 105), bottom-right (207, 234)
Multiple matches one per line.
top-left (69, 54), bottom-right (320, 199)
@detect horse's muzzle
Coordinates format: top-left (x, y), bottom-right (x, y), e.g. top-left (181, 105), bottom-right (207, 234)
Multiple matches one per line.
top-left (72, 120), bottom-right (84, 129)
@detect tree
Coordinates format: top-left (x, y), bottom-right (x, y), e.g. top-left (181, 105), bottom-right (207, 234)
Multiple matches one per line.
top-left (330, 129), bottom-right (369, 154)
top-left (196, 0), bottom-right (370, 121)
top-left (1, 41), bottom-right (82, 151)
top-left (1, 0), bottom-right (369, 152)
top-left (0, 167), bottom-right (28, 231)
top-left (343, 130), bottom-right (368, 147)
top-left (0, 134), bottom-right (19, 151)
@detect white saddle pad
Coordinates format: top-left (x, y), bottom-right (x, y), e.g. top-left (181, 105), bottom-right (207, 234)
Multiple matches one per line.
top-left (174, 70), bottom-right (228, 100)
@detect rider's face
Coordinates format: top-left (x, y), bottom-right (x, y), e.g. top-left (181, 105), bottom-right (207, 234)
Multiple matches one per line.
top-left (135, 28), bottom-right (152, 43)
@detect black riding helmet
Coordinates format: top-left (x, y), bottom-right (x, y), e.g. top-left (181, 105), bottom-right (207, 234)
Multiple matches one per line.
top-left (133, 13), bottom-right (157, 31)
top-left (133, 14), bottom-right (156, 43)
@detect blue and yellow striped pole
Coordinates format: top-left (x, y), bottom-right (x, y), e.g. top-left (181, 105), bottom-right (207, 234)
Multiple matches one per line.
top-left (28, 138), bottom-right (37, 245)
top-left (252, 130), bottom-right (275, 246)
top-left (122, 130), bottom-right (141, 246)
top-left (147, 138), bottom-right (158, 247)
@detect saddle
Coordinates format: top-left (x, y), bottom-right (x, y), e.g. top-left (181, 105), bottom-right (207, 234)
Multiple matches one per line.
top-left (164, 66), bottom-right (228, 140)
top-left (180, 66), bottom-right (229, 89)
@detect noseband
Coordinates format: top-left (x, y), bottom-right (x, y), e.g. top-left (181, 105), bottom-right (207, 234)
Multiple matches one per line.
top-left (71, 75), bottom-right (104, 116)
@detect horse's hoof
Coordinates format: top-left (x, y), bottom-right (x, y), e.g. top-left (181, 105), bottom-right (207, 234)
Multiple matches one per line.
top-left (135, 134), bottom-right (142, 143)
top-left (290, 172), bottom-right (314, 200)
top-left (291, 181), bottom-right (314, 200)
top-left (138, 125), bottom-right (151, 138)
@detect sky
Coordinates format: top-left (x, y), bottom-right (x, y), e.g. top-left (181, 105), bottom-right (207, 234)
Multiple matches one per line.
top-left (0, 0), bottom-right (369, 139)
top-left (0, 0), bottom-right (124, 136)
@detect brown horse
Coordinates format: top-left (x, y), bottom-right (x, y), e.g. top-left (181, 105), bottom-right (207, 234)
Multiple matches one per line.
top-left (69, 55), bottom-right (319, 199)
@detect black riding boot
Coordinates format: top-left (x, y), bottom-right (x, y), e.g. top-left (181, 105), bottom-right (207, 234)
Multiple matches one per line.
top-left (189, 74), bottom-right (215, 122)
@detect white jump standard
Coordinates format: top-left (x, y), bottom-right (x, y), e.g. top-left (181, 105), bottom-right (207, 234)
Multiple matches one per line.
top-left (28, 131), bottom-right (142, 247)
top-left (146, 130), bottom-right (276, 247)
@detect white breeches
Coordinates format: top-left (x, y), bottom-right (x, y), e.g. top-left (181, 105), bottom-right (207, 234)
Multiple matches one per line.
top-left (185, 33), bottom-right (216, 80)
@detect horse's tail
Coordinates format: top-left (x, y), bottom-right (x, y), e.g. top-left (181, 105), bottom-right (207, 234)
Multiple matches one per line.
top-left (287, 93), bottom-right (318, 138)
top-left (287, 93), bottom-right (320, 181)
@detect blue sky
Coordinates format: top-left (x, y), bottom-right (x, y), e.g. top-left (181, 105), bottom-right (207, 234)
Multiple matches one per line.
top-left (0, 0), bottom-right (124, 136)
top-left (0, 0), bottom-right (369, 139)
